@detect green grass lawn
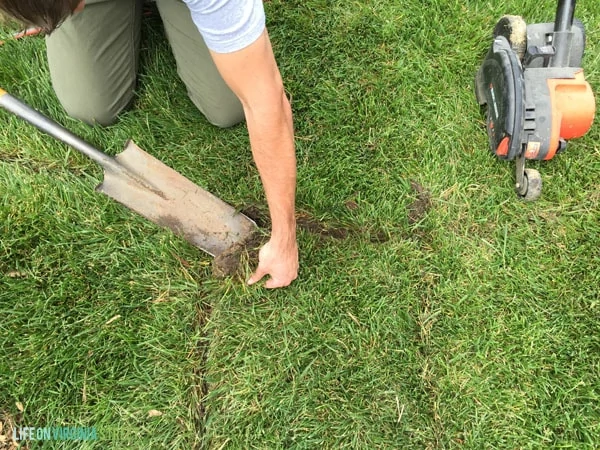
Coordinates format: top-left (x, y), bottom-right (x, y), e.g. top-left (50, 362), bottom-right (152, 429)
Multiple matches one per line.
top-left (1, 0), bottom-right (599, 448)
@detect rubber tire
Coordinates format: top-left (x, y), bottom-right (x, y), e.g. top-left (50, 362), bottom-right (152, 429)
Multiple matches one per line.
top-left (493, 15), bottom-right (527, 62)
top-left (519, 168), bottom-right (542, 201)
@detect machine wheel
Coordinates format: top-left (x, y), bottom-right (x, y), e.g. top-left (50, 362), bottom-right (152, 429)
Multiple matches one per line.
top-left (518, 168), bottom-right (542, 201)
top-left (493, 15), bottom-right (527, 61)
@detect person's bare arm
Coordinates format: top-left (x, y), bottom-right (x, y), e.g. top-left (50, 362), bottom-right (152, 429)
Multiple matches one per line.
top-left (209, 29), bottom-right (298, 288)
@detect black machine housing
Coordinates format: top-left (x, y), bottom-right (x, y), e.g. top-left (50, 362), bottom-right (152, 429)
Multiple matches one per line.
top-left (474, 0), bottom-right (594, 200)
top-left (476, 13), bottom-right (586, 161)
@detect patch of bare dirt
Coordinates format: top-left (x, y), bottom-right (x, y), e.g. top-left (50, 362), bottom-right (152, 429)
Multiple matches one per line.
top-left (212, 231), bottom-right (266, 279)
top-left (241, 206), bottom-right (357, 241)
top-left (407, 181), bottom-right (432, 225)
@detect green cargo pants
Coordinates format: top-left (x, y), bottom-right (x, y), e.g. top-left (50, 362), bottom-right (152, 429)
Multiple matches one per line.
top-left (45, 0), bottom-right (244, 127)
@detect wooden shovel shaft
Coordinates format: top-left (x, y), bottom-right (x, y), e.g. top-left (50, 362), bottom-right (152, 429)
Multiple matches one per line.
top-left (0, 88), bottom-right (124, 174)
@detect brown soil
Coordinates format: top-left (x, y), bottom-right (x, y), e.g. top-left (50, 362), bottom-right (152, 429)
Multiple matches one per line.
top-left (241, 206), bottom-right (355, 241)
top-left (407, 181), bottom-right (432, 225)
top-left (212, 231), bottom-right (266, 279)
top-left (212, 195), bottom-right (436, 279)
top-left (211, 207), bottom-right (361, 279)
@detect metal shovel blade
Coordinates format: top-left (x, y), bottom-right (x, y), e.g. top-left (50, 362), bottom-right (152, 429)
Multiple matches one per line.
top-left (0, 88), bottom-right (257, 257)
top-left (99, 141), bottom-right (257, 256)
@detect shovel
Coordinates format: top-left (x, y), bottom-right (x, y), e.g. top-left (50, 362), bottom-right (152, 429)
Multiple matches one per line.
top-left (0, 87), bottom-right (257, 256)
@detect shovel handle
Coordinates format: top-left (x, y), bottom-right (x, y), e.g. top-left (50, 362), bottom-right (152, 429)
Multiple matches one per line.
top-left (0, 88), bottom-right (122, 173)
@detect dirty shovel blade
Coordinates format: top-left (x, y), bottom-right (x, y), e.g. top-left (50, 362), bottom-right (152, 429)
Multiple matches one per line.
top-left (0, 88), bottom-right (257, 256)
top-left (98, 141), bottom-right (257, 256)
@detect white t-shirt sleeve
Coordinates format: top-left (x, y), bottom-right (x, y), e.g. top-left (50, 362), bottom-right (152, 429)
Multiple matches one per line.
top-left (183, 0), bottom-right (266, 53)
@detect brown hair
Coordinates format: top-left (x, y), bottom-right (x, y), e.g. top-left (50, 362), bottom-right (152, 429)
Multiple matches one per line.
top-left (0, 0), bottom-right (81, 33)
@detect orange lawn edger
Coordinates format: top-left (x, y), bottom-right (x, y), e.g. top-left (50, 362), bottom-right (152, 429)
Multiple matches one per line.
top-left (475, 0), bottom-right (595, 201)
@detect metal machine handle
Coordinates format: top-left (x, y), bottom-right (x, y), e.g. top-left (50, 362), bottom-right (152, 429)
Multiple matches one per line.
top-left (554, 0), bottom-right (575, 32)
top-left (551, 0), bottom-right (576, 67)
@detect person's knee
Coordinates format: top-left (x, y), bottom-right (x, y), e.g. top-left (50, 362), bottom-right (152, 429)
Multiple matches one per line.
top-left (64, 107), bottom-right (118, 127)
top-left (204, 107), bottom-right (245, 129)
top-left (58, 95), bottom-right (131, 127)
top-left (185, 87), bottom-right (245, 128)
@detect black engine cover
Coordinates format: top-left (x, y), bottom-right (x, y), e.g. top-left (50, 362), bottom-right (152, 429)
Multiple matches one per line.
top-left (475, 36), bottom-right (525, 161)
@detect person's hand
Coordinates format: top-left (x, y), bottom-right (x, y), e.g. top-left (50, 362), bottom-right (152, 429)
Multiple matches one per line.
top-left (247, 239), bottom-right (298, 289)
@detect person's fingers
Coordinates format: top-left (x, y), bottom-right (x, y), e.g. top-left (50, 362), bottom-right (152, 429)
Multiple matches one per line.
top-left (265, 273), bottom-right (296, 289)
top-left (265, 277), bottom-right (282, 289)
top-left (247, 266), bottom-right (267, 285)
